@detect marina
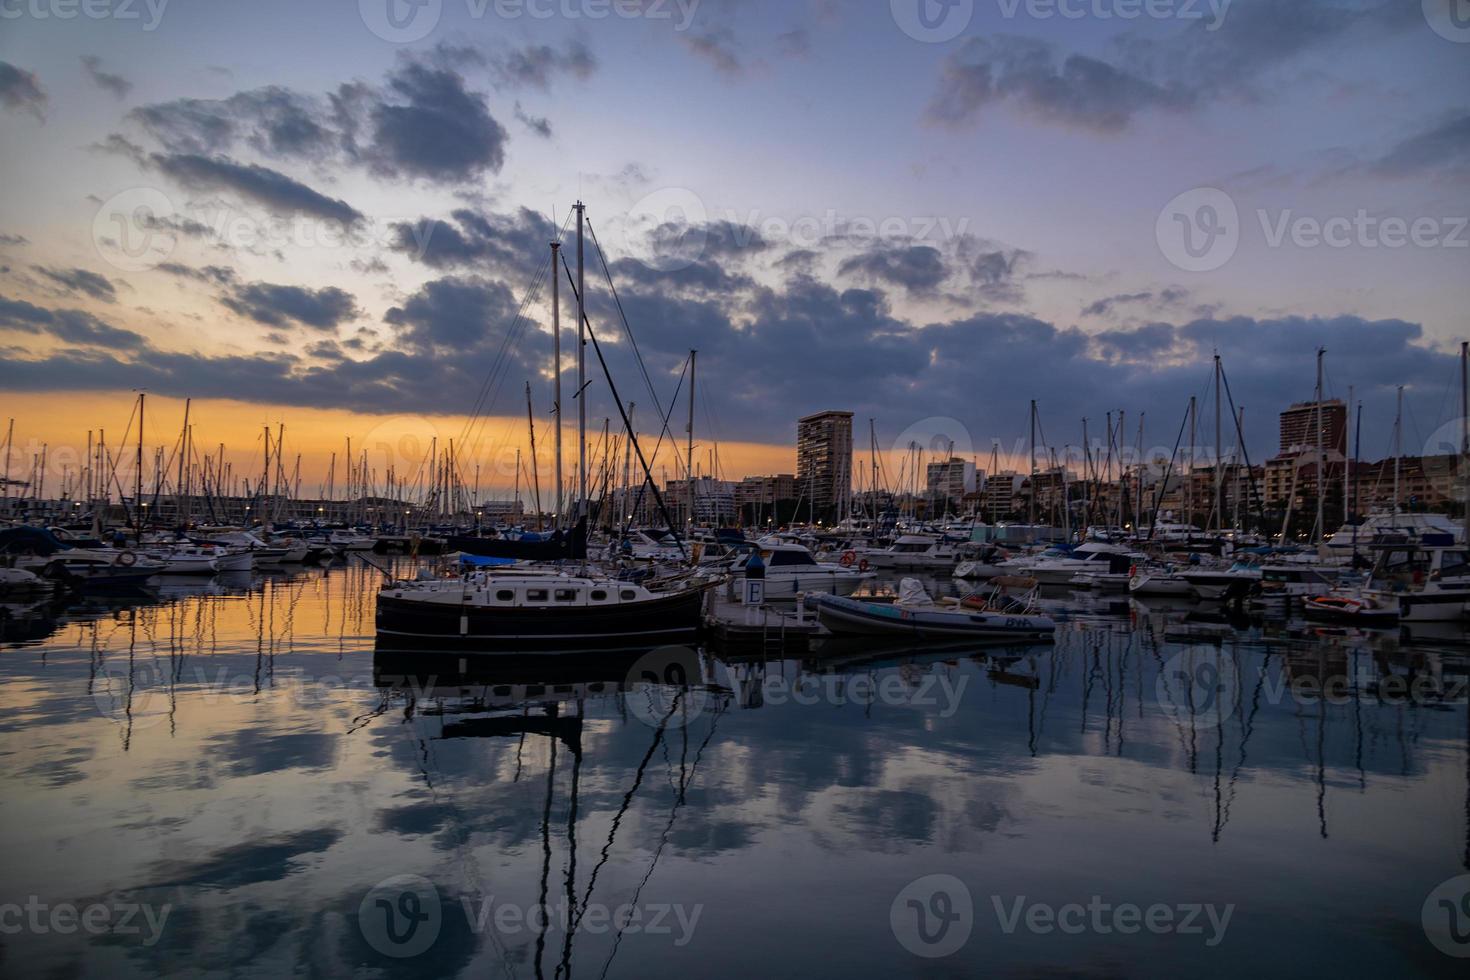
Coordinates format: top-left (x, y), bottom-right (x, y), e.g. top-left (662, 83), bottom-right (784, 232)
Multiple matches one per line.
top-left (1, 557), bottom-right (1467, 977)
top-left (3, 2), bottom-right (1469, 974)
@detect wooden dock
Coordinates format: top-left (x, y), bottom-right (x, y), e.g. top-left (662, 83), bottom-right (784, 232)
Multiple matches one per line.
top-left (705, 593), bottom-right (825, 652)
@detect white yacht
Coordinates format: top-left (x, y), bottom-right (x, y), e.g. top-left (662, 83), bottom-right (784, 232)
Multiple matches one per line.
top-left (861, 535), bottom-right (960, 570)
top-left (1363, 539), bottom-right (1470, 622)
top-left (1000, 541), bottom-right (1135, 586)
top-left (729, 539), bottom-right (875, 599)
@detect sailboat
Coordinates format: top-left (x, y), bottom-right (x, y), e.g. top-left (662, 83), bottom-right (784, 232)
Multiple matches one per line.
top-left (373, 203), bottom-right (713, 652)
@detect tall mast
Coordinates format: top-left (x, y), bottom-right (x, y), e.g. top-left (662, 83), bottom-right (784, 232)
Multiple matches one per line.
top-left (686, 349), bottom-right (697, 534)
top-left (551, 239), bottom-right (563, 526)
top-left (526, 381), bottom-right (543, 530)
top-left (176, 397), bottom-right (191, 527)
top-left (135, 391), bottom-right (145, 531)
top-left (1, 417), bottom-right (12, 502)
top-left (1314, 347), bottom-right (1325, 543)
top-left (575, 201), bottom-right (587, 523)
top-left (1461, 341), bottom-right (1469, 545)
top-left (1028, 400), bottom-right (1037, 525)
top-left (1214, 354), bottom-right (1223, 533)
top-left (1186, 395), bottom-right (1196, 529)
top-left (1394, 385), bottom-right (1404, 514)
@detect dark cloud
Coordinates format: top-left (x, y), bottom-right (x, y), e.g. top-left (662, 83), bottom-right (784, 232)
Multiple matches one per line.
top-left (1371, 114), bottom-right (1470, 181)
top-left (46, 309), bottom-right (146, 348)
top-left (928, 2), bottom-right (1415, 132)
top-left (514, 102), bottom-right (553, 138)
top-left (149, 153), bottom-right (364, 224)
top-left (0, 294), bottom-right (54, 329)
top-left (837, 244), bottom-right (948, 297)
top-left (0, 233), bottom-right (30, 247)
top-left (494, 40), bottom-right (596, 89)
top-left (131, 53), bottom-right (509, 189)
top-left (0, 61), bottom-right (47, 120)
top-left (81, 56), bottom-right (132, 99)
top-left (0, 294), bottom-right (145, 349)
top-left (365, 63), bottom-right (508, 183)
top-left (156, 262), bottom-right (238, 285)
top-left (1083, 291), bottom-right (1156, 317)
top-left (388, 207), bottom-right (559, 274)
top-left (929, 36), bottom-right (1191, 132)
top-left (142, 213), bottom-right (216, 239)
top-left (384, 275), bottom-right (520, 353)
top-left (133, 86), bottom-right (333, 158)
top-left (222, 282), bottom-right (359, 330)
top-left (35, 266), bottom-right (118, 303)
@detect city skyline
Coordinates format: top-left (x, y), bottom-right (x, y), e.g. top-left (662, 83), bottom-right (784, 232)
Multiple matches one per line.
top-left (1, 1), bottom-right (1467, 497)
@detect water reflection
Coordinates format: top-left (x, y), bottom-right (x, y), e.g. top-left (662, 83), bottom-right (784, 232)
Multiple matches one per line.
top-left (0, 562), bottom-right (1465, 977)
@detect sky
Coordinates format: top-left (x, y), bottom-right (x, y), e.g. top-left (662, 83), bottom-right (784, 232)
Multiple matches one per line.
top-left (0, 0), bottom-right (1467, 499)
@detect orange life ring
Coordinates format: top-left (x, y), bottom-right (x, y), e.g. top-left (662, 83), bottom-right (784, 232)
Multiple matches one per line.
top-left (115, 550), bottom-right (137, 567)
top-left (858, 558), bottom-right (870, 572)
top-left (840, 550), bottom-right (856, 567)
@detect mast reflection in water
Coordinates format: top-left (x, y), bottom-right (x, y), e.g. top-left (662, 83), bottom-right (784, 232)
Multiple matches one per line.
top-left (0, 561), bottom-right (1466, 977)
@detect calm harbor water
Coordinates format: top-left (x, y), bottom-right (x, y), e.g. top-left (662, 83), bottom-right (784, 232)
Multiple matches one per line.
top-left (1, 562), bottom-right (1467, 977)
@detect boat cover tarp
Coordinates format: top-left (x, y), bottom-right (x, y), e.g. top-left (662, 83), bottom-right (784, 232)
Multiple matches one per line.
top-left (896, 578), bottom-right (932, 605)
top-left (0, 526), bottom-right (73, 556)
top-left (458, 554), bottom-right (521, 568)
top-left (446, 518), bottom-right (587, 561)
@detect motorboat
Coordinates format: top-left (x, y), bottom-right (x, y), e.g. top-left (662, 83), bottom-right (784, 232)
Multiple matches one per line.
top-left (810, 578), bottom-right (1055, 640)
top-left (953, 542), bottom-right (1010, 580)
top-left (1002, 542), bottom-right (1135, 586)
top-left (728, 538), bottom-right (874, 599)
top-left (1177, 559), bottom-right (1264, 601)
top-left (375, 569), bottom-right (711, 651)
top-left (0, 566), bottom-right (52, 597)
top-left (1303, 589), bottom-right (1401, 627)
top-left (1128, 564), bottom-right (1196, 598)
top-left (860, 535), bottom-right (961, 570)
top-left (1362, 538), bottom-right (1470, 623)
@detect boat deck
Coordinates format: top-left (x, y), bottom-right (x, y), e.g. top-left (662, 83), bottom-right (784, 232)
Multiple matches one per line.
top-left (705, 595), bottom-right (824, 651)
